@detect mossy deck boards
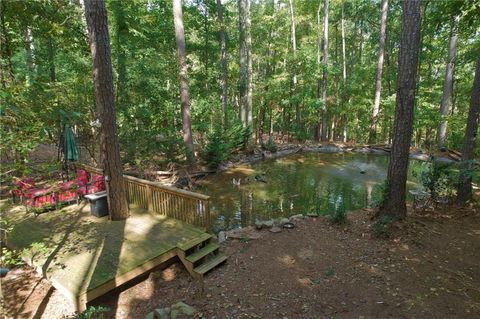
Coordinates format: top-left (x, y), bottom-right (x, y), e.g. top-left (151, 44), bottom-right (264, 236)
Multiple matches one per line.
top-left (4, 204), bottom-right (212, 311)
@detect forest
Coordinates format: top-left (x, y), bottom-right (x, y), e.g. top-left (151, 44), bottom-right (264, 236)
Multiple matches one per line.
top-left (1, 0), bottom-right (480, 318)
top-left (1, 0), bottom-right (479, 168)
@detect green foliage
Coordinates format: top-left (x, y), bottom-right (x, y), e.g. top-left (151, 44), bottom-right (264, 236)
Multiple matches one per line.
top-left (328, 204), bottom-right (347, 225)
top-left (414, 159), bottom-right (458, 200)
top-left (371, 180), bottom-right (389, 208)
top-left (260, 138), bottom-right (277, 153)
top-left (1, 247), bottom-right (23, 267)
top-left (324, 266), bottom-right (335, 278)
top-left (201, 129), bottom-right (230, 168)
top-left (76, 306), bottom-right (110, 319)
top-left (372, 216), bottom-right (397, 238)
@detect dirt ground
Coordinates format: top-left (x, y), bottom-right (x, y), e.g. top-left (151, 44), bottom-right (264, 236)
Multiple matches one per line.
top-left (2, 204), bottom-right (480, 319)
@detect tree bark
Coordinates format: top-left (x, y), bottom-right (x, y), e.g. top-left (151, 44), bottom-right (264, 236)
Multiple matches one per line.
top-left (457, 55), bottom-right (480, 204)
top-left (315, 0), bottom-right (322, 141)
top-left (245, 0), bottom-right (253, 130)
top-left (84, 0), bottom-right (129, 221)
top-left (368, 0), bottom-right (388, 144)
top-left (289, 0), bottom-right (300, 129)
top-left (216, 0), bottom-right (228, 128)
top-left (0, 0), bottom-right (15, 86)
top-left (238, 0), bottom-right (247, 126)
top-left (379, 0), bottom-right (422, 219)
top-left (321, 0), bottom-right (329, 141)
top-left (437, 15), bottom-right (459, 149)
top-left (173, 0), bottom-right (196, 165)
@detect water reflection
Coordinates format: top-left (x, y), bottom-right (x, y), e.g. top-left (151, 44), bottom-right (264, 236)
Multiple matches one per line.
top-left (198, 153), bottom-right (420, 230)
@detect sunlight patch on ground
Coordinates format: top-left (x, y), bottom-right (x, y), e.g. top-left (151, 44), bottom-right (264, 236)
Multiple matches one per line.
top-left (278, 254), bottom-right (296, 267)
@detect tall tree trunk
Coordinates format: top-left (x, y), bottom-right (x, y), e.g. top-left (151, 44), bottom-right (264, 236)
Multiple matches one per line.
top-left (368, 0), bottom-right (388, 144)
top-left (203, 1), bottom-right (210, 92)
top-left (457, 55), bottom-right (480, 204)
top-left (245, 0), bottom-right (253, 131)
top-left (341, 1), bottom-right (347, 142)
top-left (238, 0), bottom-right (247, 126)
top-left (289, 0), bottom-right (300, 130)
top-left (437, 15), bottom-right (459, 149)
top-left (216, 0), bottom-right (228, 128)
top-left (379, 0), bottom-right (422, 219)
top-left (173, 0), bottom-right (196, 165)
top-left (315, 0), bottom-right (322, 141)
top-left (84, 0), bottom-right (129, 221)
top-left (359, 20), bottom-right (364, 64)
top-left (24, 27), bottom-right (35, 84)
top-left (321, 0), bottom-right (329, 141)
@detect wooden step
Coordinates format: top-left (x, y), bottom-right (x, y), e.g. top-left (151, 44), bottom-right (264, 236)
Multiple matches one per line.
top-left (194, 254), bottom-right (227, 275)
top-left (177, 233), bottom-right (212, 251)
top-left (186, 243), bottom-right (219, 264)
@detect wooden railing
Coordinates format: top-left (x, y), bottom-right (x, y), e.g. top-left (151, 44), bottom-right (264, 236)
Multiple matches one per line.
top-left (78, 164), bottom-right (211, 231)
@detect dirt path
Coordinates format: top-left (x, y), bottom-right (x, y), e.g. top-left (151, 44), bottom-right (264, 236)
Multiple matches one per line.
top-left (2, 206), bottom-right (479, 319)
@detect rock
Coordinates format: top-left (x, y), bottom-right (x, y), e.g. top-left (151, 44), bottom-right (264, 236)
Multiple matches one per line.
top-left (153, 308), bottom-right (170, 319)
top-left (306, 213), bottom-right (319, 217)
top-left (279, 218), bottom-right (290, 226)
top-left (262, 220), bottom-right (274, 228)
top-left (255, 220), bottom-right (263, 230)
top-left (217, 231), bottom-right (226, 243)
top-left (270, 226), bottom-right (282, 233)
top-left (289, 214), bottom-right (304, 220)
top-left (171, 302), bottom-right (196, 316)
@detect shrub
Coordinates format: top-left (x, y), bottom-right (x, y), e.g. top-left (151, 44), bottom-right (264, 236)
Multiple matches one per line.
top-left (415, 159), bottom-right (457, 200)
top-left (201, 129), bottom-right (230, 168)
top-left (372, 216), bottom-right (397, 238)
top-left (328, 204), bottom-right (347, 224)
top-left (261, 138), bottom-right (277, 153)
top-left (77, 306), bottom-right (109, 319)
top-left (371, 180), bottom-right (389, 208)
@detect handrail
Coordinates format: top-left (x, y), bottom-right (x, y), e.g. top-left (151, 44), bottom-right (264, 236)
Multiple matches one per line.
top-left (77, 163), bottom-right (211, 231)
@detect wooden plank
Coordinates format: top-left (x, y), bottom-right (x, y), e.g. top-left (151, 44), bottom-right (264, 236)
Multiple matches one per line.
top-left (81, 249), bottom-right (177, 303)
top-left (194, 254), bottom-right (227, 275)
top-left (177, 233), bottom-right (211, 251)
top-left (186, 243), bottom-right (219, 263)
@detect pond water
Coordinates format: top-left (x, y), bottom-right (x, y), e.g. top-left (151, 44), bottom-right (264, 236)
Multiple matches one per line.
top-left (198, 153), bottom-right (421, 231)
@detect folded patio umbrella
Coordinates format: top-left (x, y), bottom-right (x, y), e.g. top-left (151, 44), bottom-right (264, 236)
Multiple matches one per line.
top-left (64, 124), bottom-right (79, 163)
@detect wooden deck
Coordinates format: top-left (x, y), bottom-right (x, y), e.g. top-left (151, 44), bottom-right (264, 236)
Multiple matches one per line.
top-left (3, 203), bottom-right (220, 311)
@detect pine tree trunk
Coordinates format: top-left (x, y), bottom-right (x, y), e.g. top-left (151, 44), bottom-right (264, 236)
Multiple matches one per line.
top-left (238, 0), bottom-right (247, 126)
top-left (321, 0), bottom-right (329, 141)
top-left (289, 0), bottom-right (300, 130)
top-left (368, 0), bottom-right (388, 144)
top-left (0, 0), bottom-right (15, 86)
top-left (173, 0), bottom-right (195, 165)
top-left (84, 0), bottom-right (129, 221)
top-left (245, 0), bottom-right (253, 130)
top-left (315, 0), bottom-right (322, 141)
top-left (216, 0), bottom-right (228, 129)
top-left (379, 0), bottom-right (422, 219)
top-left (437, 15), bottom-right (459, 149)
top-left (457, 55), bottom-right (480, 204)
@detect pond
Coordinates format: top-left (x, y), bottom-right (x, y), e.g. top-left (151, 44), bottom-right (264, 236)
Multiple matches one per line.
top-left (198, 153), bottom-right (422, 231)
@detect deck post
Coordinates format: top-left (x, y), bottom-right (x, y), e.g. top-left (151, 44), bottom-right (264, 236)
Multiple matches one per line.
top-left (204, 199), bottom-right (211, 233)
top-left (146, 184), bottom-right (153, 212)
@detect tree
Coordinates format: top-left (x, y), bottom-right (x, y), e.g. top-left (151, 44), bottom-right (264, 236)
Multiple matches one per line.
top-left (368, 0), bottom-right (389, 144)
top-left (216, 0), bottom-right (228, 128)
top-left (288, 0), bottom-right (300, 129)
top-left (173, 0), bottom-right (195, 165)
top-left (245, 0), bottom-right (253, 130)
top-left (84, 0), bottom-right (129, 221)
top-left (238, 0), bottom-right (247, 126)
top-left (437, 15), bottom-right (459, 149)
top-left (457, 55), bottom-right (480, 204)
top-left (321, 0), bottom-right (329, 141)
top-left (379, 0), bottom-right (422, 219)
